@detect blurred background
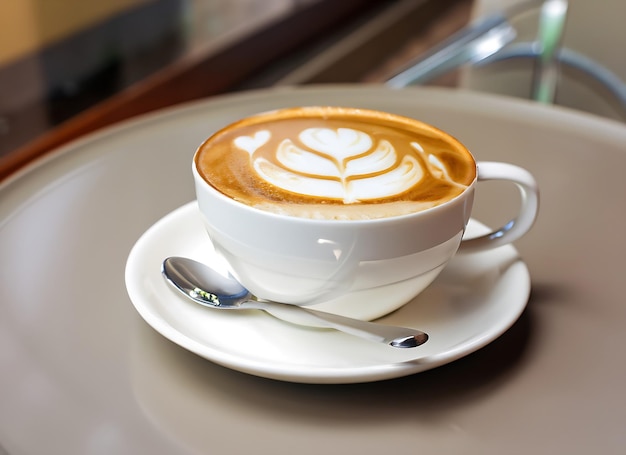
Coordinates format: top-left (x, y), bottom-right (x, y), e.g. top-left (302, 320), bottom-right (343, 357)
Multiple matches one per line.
top-left (1, 0), bottom-right (624, 178)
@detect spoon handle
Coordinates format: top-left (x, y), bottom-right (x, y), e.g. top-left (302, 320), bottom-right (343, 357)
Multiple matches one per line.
top-left (244, 300), bottom-right (428, 348)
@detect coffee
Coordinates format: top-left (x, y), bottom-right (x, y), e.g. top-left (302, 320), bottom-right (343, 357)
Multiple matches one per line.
top-left (193, 106), bottom-right (538, 316)
top-left (195, 107), bottom-right (476, 220)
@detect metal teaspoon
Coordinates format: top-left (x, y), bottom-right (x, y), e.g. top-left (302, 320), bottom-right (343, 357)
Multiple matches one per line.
top-left (162, 257), bottom-right (428, 348)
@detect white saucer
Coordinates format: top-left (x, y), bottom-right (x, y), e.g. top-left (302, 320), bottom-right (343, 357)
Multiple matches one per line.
top-left (125, 201), bottom-right (530, 384)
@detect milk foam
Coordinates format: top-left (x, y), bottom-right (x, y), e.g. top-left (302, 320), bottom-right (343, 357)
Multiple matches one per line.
top-left (196, 107), bottom-right (477, 220)
top-left (235, 127), bottom-right (436, 203)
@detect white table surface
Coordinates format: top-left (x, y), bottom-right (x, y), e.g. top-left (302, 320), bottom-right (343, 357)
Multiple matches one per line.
top-left (1, 85), bottom-right (625, 454)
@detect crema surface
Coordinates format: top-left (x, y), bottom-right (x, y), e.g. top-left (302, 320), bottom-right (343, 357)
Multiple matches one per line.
top-left (195, 107), bottom-right (476, 219)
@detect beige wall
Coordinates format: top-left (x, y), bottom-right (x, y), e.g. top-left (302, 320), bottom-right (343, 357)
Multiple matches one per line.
top-left (0, 0), bottom-right (149, 66)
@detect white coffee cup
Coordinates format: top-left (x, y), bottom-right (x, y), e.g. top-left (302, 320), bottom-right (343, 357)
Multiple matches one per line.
top-left (193, 107), bottom-right (538, 320)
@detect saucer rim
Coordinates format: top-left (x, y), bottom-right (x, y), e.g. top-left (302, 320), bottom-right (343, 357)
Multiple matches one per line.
top-left (125, 201), bottom-right (530, 384)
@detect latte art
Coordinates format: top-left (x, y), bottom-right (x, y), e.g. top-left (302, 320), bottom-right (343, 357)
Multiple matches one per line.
top-left (195, 107), bottom-right (477, 219)
top-left (235, 127), bottom-right (437, 203)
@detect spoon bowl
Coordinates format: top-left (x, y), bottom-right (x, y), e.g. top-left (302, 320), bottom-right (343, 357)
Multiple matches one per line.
top-left (162, 257), bottom-right (428, 348)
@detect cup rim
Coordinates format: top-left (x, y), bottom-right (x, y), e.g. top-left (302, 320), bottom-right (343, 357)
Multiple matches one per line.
top-left (193, 165), bottom-right (477, 226)
top-left (193, 106), bottom-right (478, 224)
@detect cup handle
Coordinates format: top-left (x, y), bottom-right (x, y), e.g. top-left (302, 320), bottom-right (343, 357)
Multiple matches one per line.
top-left (458, 161), bottom-right (539, 253)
